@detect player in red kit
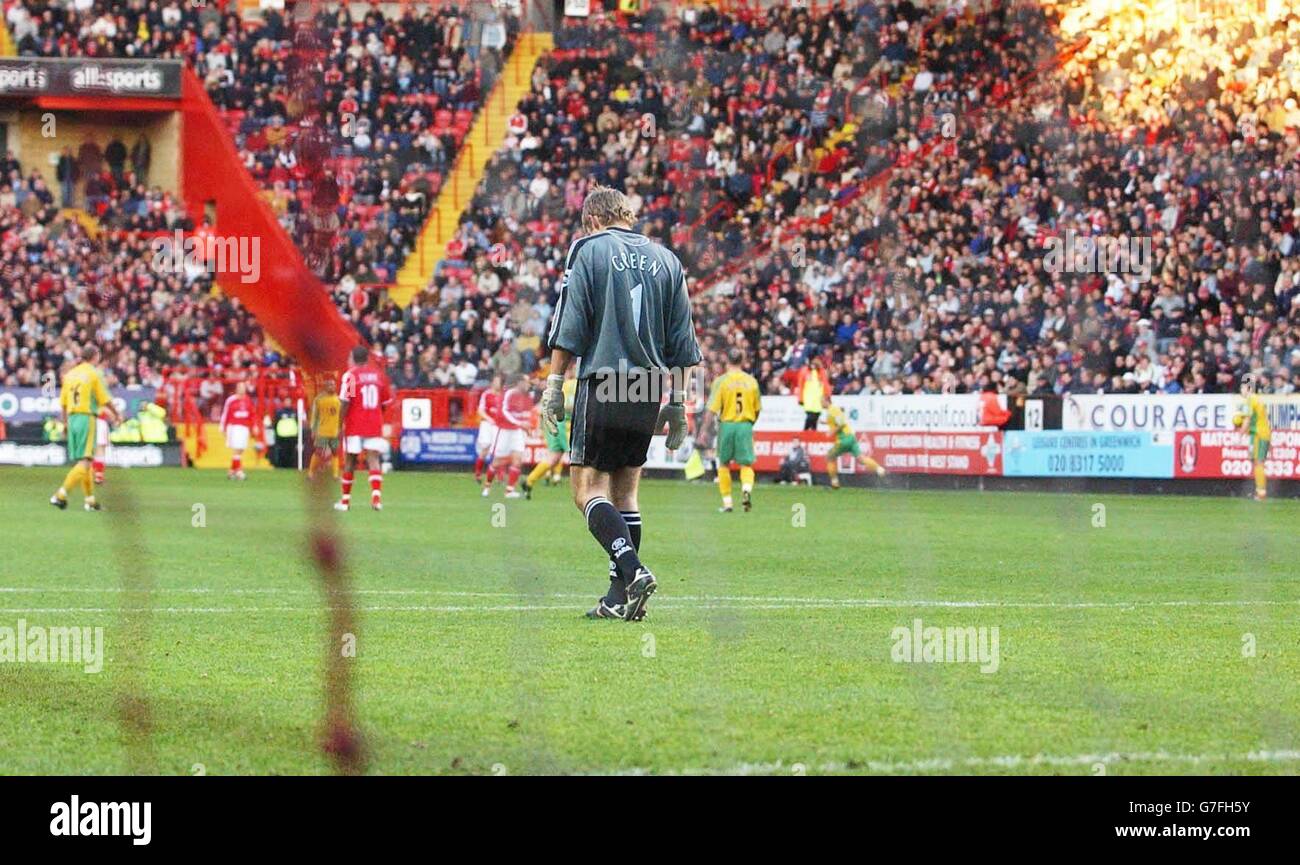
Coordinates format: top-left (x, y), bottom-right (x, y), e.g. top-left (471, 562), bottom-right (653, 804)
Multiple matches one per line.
top-left (336, 346), bottom-right (394, 511)
top-left (220, 382), bottom-right (255, 480)
top-left (473, 375), bottom-right (504, 484)
top-left (482, 373), bottom-right (532, 499)
top-left (93, 407), bottom-right (112, 484)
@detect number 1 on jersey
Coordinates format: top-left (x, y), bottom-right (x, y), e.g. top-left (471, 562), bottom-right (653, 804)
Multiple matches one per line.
top-left (631, 282), bottom-right (643, 332)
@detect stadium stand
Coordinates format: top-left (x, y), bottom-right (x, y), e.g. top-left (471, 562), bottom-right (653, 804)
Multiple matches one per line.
top-left (1, 0), bottom-right (1296, 403)
top-left (7, 0), bottom-right (520, 291)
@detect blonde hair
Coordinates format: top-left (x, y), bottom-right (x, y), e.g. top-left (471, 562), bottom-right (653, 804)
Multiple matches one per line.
top-left (581, 185), bottom-right (635, 231)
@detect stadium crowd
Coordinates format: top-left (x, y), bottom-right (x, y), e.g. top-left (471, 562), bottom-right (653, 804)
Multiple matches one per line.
top-left (0, 189), bottom-right (271, 396)
top-left (1, 0), bottom-right (1296, 402)
top-left (697, 0), bottom-right (1300, 398)
top-left (358, 0), bottom-right (933, 387)
top-left (551, 0), bottom-right (1296, 399)
top-left (356, 0), bottom-right (1291, 402)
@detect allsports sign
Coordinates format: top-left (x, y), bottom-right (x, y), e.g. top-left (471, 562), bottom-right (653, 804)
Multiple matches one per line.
top-left (0, 58), bottom-right (182, 99)
top-left (0, 442), bottom-right (180, 467)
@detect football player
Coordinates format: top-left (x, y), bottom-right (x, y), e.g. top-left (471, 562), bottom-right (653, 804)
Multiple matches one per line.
top-left (541, 186), bottom-right (701, 622)
top-left (336, 347), bottom-right (394, 511)
top-left (706, 349), bottom-right (761, 512)
top-left (825, 399), bottom-right (886, 489)
top-left (1233, 373), bottom-right (1271, 501)
top-left (523, 367), bottom-right (575, 498)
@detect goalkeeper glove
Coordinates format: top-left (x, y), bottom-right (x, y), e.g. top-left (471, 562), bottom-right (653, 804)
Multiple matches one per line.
top-left (540, 374), bottom-right (565, 437)
top-left (658, 395), bottom-right (688, 451)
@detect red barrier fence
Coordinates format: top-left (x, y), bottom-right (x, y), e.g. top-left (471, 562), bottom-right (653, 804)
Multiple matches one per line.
top-left (388, 388), bottom-right (486, 430)
top-left (161, 371), bottom-right (495, 459)
top-left (160, 367), bottom-right (308, 458)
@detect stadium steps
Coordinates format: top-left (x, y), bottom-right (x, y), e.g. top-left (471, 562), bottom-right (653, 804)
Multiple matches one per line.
top-left (59, 208), bottom-right (102, 239)
top-left (390, 31), bottom-right (553, 307)
top-left (179, 423), bottom-right (275, 471)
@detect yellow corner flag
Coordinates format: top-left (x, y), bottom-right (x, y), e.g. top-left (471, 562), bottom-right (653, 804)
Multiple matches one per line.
top-left (684, 449), bottom-right (706, 481)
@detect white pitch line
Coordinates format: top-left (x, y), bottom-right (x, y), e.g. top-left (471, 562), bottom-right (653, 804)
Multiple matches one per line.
top-left (1, 596), bottom-right (1298, 615)
top-left (601, 749), bottom-right (1300, 776)
top-left (0, 605), bottom-right (577, 614)
top-left (0, 587), bottom-right (1297, 611)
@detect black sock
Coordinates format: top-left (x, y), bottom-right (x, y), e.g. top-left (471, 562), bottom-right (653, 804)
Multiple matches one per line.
top-left (606, 510), bottom-right (641, 605)
top-left (622, 510), bottom-right (642, 550)
top-left (606, 560), bottom-right (626, 605)
top-left (586, 497), bottom-right (643, 586)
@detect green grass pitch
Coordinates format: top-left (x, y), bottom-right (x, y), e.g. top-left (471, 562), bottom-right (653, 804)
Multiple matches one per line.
top-left (2, 466), bottom-right (1298, 775)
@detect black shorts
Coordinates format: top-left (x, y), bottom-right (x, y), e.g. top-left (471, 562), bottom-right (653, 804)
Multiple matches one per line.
top-left (569, 377), bottom-right (662, 472)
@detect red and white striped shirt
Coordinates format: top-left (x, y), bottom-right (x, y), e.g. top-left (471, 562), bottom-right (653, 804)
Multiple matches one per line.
top-left (220, 394), bottom-right (254, 431)
top-left (478, 388), bottom-right (502, 427)
top-left (496, 387), bottom-right (533, 432)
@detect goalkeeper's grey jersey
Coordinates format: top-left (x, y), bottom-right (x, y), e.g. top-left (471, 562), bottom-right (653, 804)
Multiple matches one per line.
top-left (548, 227), bottom-right (702, 379)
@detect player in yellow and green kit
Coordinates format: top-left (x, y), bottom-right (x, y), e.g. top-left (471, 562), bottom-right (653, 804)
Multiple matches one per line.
top-left (523, 369), bottom-right (575, 498)
top-left (824, 399), bottom-right (885, 489)
top-left (1233, 373), bottom-right (1271, 501)
top-left (707, 349), bottom-right (761, 512)
top-left (49, 346), bottom-right (120, 511)
top-left (308, 376), bottom-right (343, 480)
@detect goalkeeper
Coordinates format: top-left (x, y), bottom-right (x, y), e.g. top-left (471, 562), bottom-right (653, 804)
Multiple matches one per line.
top-left (540, 186), bottom-right (701, 622)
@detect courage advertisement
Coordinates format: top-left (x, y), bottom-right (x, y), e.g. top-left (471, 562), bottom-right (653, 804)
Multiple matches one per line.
top-left (1061, 394), bottom-right (1300, 433)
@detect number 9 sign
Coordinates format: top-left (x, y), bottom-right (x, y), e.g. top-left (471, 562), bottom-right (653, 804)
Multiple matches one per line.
top-left (402, 398), bottom-right (431, 431)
